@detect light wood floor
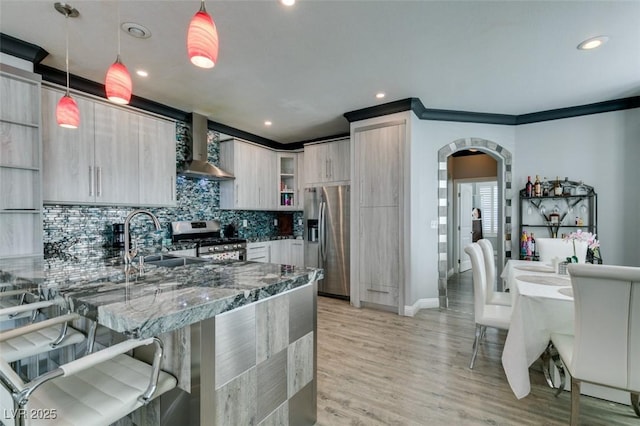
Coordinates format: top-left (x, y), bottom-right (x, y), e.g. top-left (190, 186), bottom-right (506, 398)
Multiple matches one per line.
top-left (316, 272), bottom-right (638, 425)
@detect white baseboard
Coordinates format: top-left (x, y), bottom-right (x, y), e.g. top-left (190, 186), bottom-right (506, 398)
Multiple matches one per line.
top-left (403, 298), bottom-right (439, 316)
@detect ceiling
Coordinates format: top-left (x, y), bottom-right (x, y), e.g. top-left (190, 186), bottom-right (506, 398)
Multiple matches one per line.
top-left (1, 1), bottom-right (639, 144)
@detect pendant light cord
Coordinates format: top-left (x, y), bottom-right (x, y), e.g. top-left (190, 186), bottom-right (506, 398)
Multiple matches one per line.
top-left (65, 12), bottom-right (70, 96)
top-left (117, 0), bottom-right (121, 60)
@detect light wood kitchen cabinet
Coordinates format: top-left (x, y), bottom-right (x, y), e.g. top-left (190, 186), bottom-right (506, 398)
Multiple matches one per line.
top-left (303, 138), bottom-right (350, 186)
top-left (246, 241), bottom-right (270, 262)
top-left (289, 239), bottom-right (304, 268)
top-left (42, 86), bottom-right (176, 207)
top-left (0, 64), bottom-right (43, 257)
top-left (93, 101), bottom-right (139, 205)
top-left (138, 115), bottom-right (176, 206)
top-left (352, 122), bottom-right (405, 311)
top-left (219, 139), bottom-right (276, 210)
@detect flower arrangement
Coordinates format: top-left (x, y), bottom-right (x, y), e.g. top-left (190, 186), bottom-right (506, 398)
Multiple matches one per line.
top-left (563, 230), bottom-right (600, 263)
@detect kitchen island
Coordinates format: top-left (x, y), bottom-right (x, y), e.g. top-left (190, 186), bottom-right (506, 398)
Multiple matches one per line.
top-left (0, 252), bottom-right (322, 425)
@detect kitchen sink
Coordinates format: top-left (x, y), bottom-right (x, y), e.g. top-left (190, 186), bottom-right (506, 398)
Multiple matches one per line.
top-left (143, 254), bottom-right (209, 268)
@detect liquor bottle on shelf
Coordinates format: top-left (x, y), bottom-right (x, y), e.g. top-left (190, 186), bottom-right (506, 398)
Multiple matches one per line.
top-left (526, 234), bottom-right (532, 257)
top-left (542, 177), bottom-right (550, 197)
top-left (534, 175), bottom-right (542, 197)
top-left (525, 176), bottom-right (533, 197)
top-left (530, 233), bottom-right (536, 258)
top-left (520, 231), bottom-right (528, 258)
top-left (554, 176), bottom-right (563, 196)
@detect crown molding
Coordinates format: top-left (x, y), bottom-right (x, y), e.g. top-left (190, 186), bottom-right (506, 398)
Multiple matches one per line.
top-left (0, 33), bottom-right (48, 64)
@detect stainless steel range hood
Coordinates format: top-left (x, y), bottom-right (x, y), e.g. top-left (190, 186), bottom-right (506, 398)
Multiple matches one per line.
top-left (178, 113), bottom-right (235, 180)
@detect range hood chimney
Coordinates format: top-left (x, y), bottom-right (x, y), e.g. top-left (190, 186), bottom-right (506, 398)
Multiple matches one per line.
top-left (178, 113), bottom-right (235, 180)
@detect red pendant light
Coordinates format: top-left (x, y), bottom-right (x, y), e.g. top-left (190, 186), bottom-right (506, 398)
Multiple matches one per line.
top-left (105, 1), bottom-right (132, 104)
top-left (56, 94), bottom-right (80, 129)
top-left (54, 2), bottom-right (80, 129)
top-left (187, 0), bottom-right (219, 68)
top-left (105, 55), bottom-right (132, 104)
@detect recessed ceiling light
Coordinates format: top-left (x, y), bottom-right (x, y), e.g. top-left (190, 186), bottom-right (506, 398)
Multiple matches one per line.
top-left (281, 0), bottom-right (295, 6)
top-left (376, 92), bottom-right (385, 99)
top-left (264, 121), bottom-right (272, 126)
top-left (577, 35), bottom-right (608, 50)
top-left (121, 22), bottom-right (151, 39)
top-left (136, 70), bottom-right (148, 77)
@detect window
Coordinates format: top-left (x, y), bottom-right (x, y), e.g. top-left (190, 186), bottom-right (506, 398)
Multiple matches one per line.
top-left (477, 181), bottom-right (498, 236)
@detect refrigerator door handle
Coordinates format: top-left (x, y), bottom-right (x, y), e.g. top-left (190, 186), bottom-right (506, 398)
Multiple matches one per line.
top-left (320, 201), bottom-right (328, 262)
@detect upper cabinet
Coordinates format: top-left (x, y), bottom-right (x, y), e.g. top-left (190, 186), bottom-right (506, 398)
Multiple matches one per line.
top-left (219, 139), bottom-right (276, 210)
top-left (138, 115), bottom-right (176, 206)
top-left (42, 86), bottom-right (176, 207)
top-left (303, 138), bottom-right (350, 186)
top-left (277, 153), bottom-right (299, 210)
top-left (0, 64), bottom-right (43, 257)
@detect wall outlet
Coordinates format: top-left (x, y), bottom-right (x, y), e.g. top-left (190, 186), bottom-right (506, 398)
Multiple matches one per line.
top-left (298, 219), bottom-right (303, 226)
top-left (430, 220), bottom-right (438, 229)
top-left (242, 219), bottom-right (248, 228)
top-left (274, 219), bottom-right (278, 226)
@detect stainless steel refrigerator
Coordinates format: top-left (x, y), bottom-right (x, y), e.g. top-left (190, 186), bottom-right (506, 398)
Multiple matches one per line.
top-left (304, 185), bottom-right (350, 298)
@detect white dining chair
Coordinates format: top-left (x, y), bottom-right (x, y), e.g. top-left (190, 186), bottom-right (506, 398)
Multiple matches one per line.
top-left (477, 239), bottom-right (511, 306)
top-left (0, 336), bottom-right (178, 426)
top-left (549, 264), bottom-right (640, 425)
top-left (464, 243), bottom-right (512, 369)
top-left (536, 238), bottom-right (589, 264)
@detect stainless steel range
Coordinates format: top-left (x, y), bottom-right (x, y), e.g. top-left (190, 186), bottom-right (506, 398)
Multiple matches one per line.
top-left (171, 220), bottom-right (246, 261)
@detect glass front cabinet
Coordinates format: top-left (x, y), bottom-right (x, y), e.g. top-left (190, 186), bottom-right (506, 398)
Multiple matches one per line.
top-left (518, 180), bottom-right (597, 260)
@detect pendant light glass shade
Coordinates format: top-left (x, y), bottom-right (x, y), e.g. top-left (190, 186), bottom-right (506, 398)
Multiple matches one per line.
top-left (187, 2), bottom-right (219, 68)
top-left (56, 94), bottom-right (80, 129)
top-left (105, 55), bottom-right (132, 105)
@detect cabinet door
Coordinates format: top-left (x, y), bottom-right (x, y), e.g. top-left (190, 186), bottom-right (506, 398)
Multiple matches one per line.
top-left (357, 126), bottom-right (401, 207)
top-left (236, 141), bottom-right (259, 208)
top-left (289, 240), bottom-right (304, 268)
top-left (358, 206), bottom-right (400, 307)
top-left (296, 152), bottom-right (304, 208)
top-left (269, 240), bottom-right (285, 264)
top-left (139, 115), bottom-right (176, 206)
top-left (93, 102), bottom-right (139, 205)
top-left (257, 146), bottom-right (276, 209)
top-left (42, 87), bottom-right (96, 204)
top-left (303, 143), bottom-right (328, 185)
top-left (327, 138), bottom-right (350, 182)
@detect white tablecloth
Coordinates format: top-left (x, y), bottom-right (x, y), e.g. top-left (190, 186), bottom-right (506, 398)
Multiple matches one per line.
top-left (500, 260), bottom-right (574, 399)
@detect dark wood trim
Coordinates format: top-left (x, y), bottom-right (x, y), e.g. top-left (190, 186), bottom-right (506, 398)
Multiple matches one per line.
top-left (419, 108), bottom-right (517, 125)
top-left (516, 96), bottom-right (640, 124)
top-left (206, 120), bottom-right (282, 150)
top-left (343, 98), bottom-right (416, 123)
top-left (0, 33), bottom-right (49, 64)
top-left (344, 96), bottom-right (640, 126)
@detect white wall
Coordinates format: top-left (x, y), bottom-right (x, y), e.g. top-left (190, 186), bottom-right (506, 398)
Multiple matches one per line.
top-left (514, 109), bottom-right (640, 266)
top-left (409, 119), bottom-right (516, 304)
top-left (0, 53), bottom-right (33, 71)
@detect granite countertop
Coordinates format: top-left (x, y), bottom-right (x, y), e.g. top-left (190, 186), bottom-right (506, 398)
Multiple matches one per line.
top-left (0, 253), bottom-right (322, 339)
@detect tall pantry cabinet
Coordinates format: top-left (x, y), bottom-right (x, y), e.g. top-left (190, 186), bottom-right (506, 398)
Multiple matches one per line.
top-left (0, 64), bottom-right (43, 258)
top-left (351, 121), bottom-right (406, 312)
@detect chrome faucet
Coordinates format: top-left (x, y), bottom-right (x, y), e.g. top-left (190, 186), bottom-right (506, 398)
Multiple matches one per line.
top-left (123, 209), bottom-right (162, 264)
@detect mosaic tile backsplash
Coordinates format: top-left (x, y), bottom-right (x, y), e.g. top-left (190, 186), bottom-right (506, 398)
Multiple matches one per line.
top-left (43, 121), bottom-right (303, 254)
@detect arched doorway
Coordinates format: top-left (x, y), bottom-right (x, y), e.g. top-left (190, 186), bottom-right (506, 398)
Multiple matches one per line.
top-left (437, 138), bottom-right (513, 309)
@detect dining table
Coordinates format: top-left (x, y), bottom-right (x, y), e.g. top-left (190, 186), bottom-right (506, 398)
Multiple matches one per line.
top-left (500, 259), bottom-right (628, 404)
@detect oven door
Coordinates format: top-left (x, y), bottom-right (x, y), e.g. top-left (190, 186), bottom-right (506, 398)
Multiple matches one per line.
top-left (198, 248), bottom-right (246, 261)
